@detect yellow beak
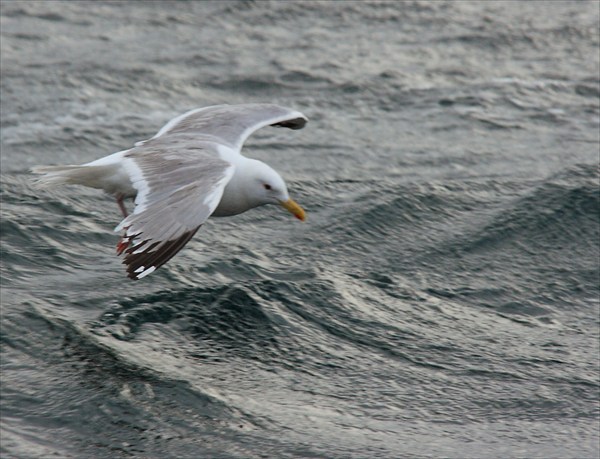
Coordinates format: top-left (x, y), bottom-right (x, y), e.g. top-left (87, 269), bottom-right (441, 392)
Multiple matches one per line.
top-left (280, 198), bottom-right (306, 221)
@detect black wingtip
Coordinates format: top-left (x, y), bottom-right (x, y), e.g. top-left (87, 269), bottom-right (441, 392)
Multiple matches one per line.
top-left (121, 227), bottom-right (201, 280)
top-left (271, 116), bottom-right (307, 130)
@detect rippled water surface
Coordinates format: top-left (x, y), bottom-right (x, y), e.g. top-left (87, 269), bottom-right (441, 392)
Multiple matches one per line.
top-left (1, 2), bottom-right (599, 458)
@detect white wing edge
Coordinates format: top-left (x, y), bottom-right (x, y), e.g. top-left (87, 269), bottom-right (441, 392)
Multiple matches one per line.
top-left (134, 106), bottom-right (220, 147)
top-left (229, 108), bottom-right (307, 152)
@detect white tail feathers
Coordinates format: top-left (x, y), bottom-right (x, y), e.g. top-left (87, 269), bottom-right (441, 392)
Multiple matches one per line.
top-left (31, 163), bottom-right (133, 197)
top-left (31, 165), bottom-right (87, 186)
top-left (31, 164), bottom-right (119, 189)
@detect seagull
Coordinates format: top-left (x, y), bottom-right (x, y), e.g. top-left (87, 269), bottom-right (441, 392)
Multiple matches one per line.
top-left (32, 103), bottom-right (307, 280)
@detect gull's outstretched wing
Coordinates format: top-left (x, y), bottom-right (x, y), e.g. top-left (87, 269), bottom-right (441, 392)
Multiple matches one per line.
top-left (116, 136), bottom-right (234, 280)
top-left (137, 103), bottom-right (308, 152)
top-left (114, 103), bottom-right (308, 279)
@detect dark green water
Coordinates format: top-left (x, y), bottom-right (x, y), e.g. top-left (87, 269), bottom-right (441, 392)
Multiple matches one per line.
top-left (1, 1), bottom-right (599, 458)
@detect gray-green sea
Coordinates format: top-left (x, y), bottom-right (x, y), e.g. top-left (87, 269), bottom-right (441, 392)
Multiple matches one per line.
top-left (1, 1), bottom-right (599, 458)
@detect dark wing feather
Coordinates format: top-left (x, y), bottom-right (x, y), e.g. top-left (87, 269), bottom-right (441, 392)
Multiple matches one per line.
top-left (123, 226), bottom-right (201, 280)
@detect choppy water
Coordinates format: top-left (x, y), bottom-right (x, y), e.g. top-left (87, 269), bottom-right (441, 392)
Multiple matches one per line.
top-left (1, 1), bottom-right (599, 458)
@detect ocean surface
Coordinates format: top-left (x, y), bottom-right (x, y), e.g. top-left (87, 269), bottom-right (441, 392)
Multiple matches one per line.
top-left (1, 1), bottom-right (599, 458)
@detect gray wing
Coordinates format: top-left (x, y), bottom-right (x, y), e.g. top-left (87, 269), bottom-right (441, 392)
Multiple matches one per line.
top-left (116, 136), bottom-right (234, 280)
top-left (137, 103), bottom-right (308, 152)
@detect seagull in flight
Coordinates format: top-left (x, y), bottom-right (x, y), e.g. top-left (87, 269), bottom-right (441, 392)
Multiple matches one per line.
top-left (33, 103), bottom-right (307, 280)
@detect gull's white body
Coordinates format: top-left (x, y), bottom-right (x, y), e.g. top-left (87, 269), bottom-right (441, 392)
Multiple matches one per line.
top-left (32, 103), bottom-right (307, 279)
top-left (81, 146), bottom-right (285, 217)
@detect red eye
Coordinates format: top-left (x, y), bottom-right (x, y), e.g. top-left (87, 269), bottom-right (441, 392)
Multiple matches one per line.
top-left (263, 184), bottom-right (272, 190)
